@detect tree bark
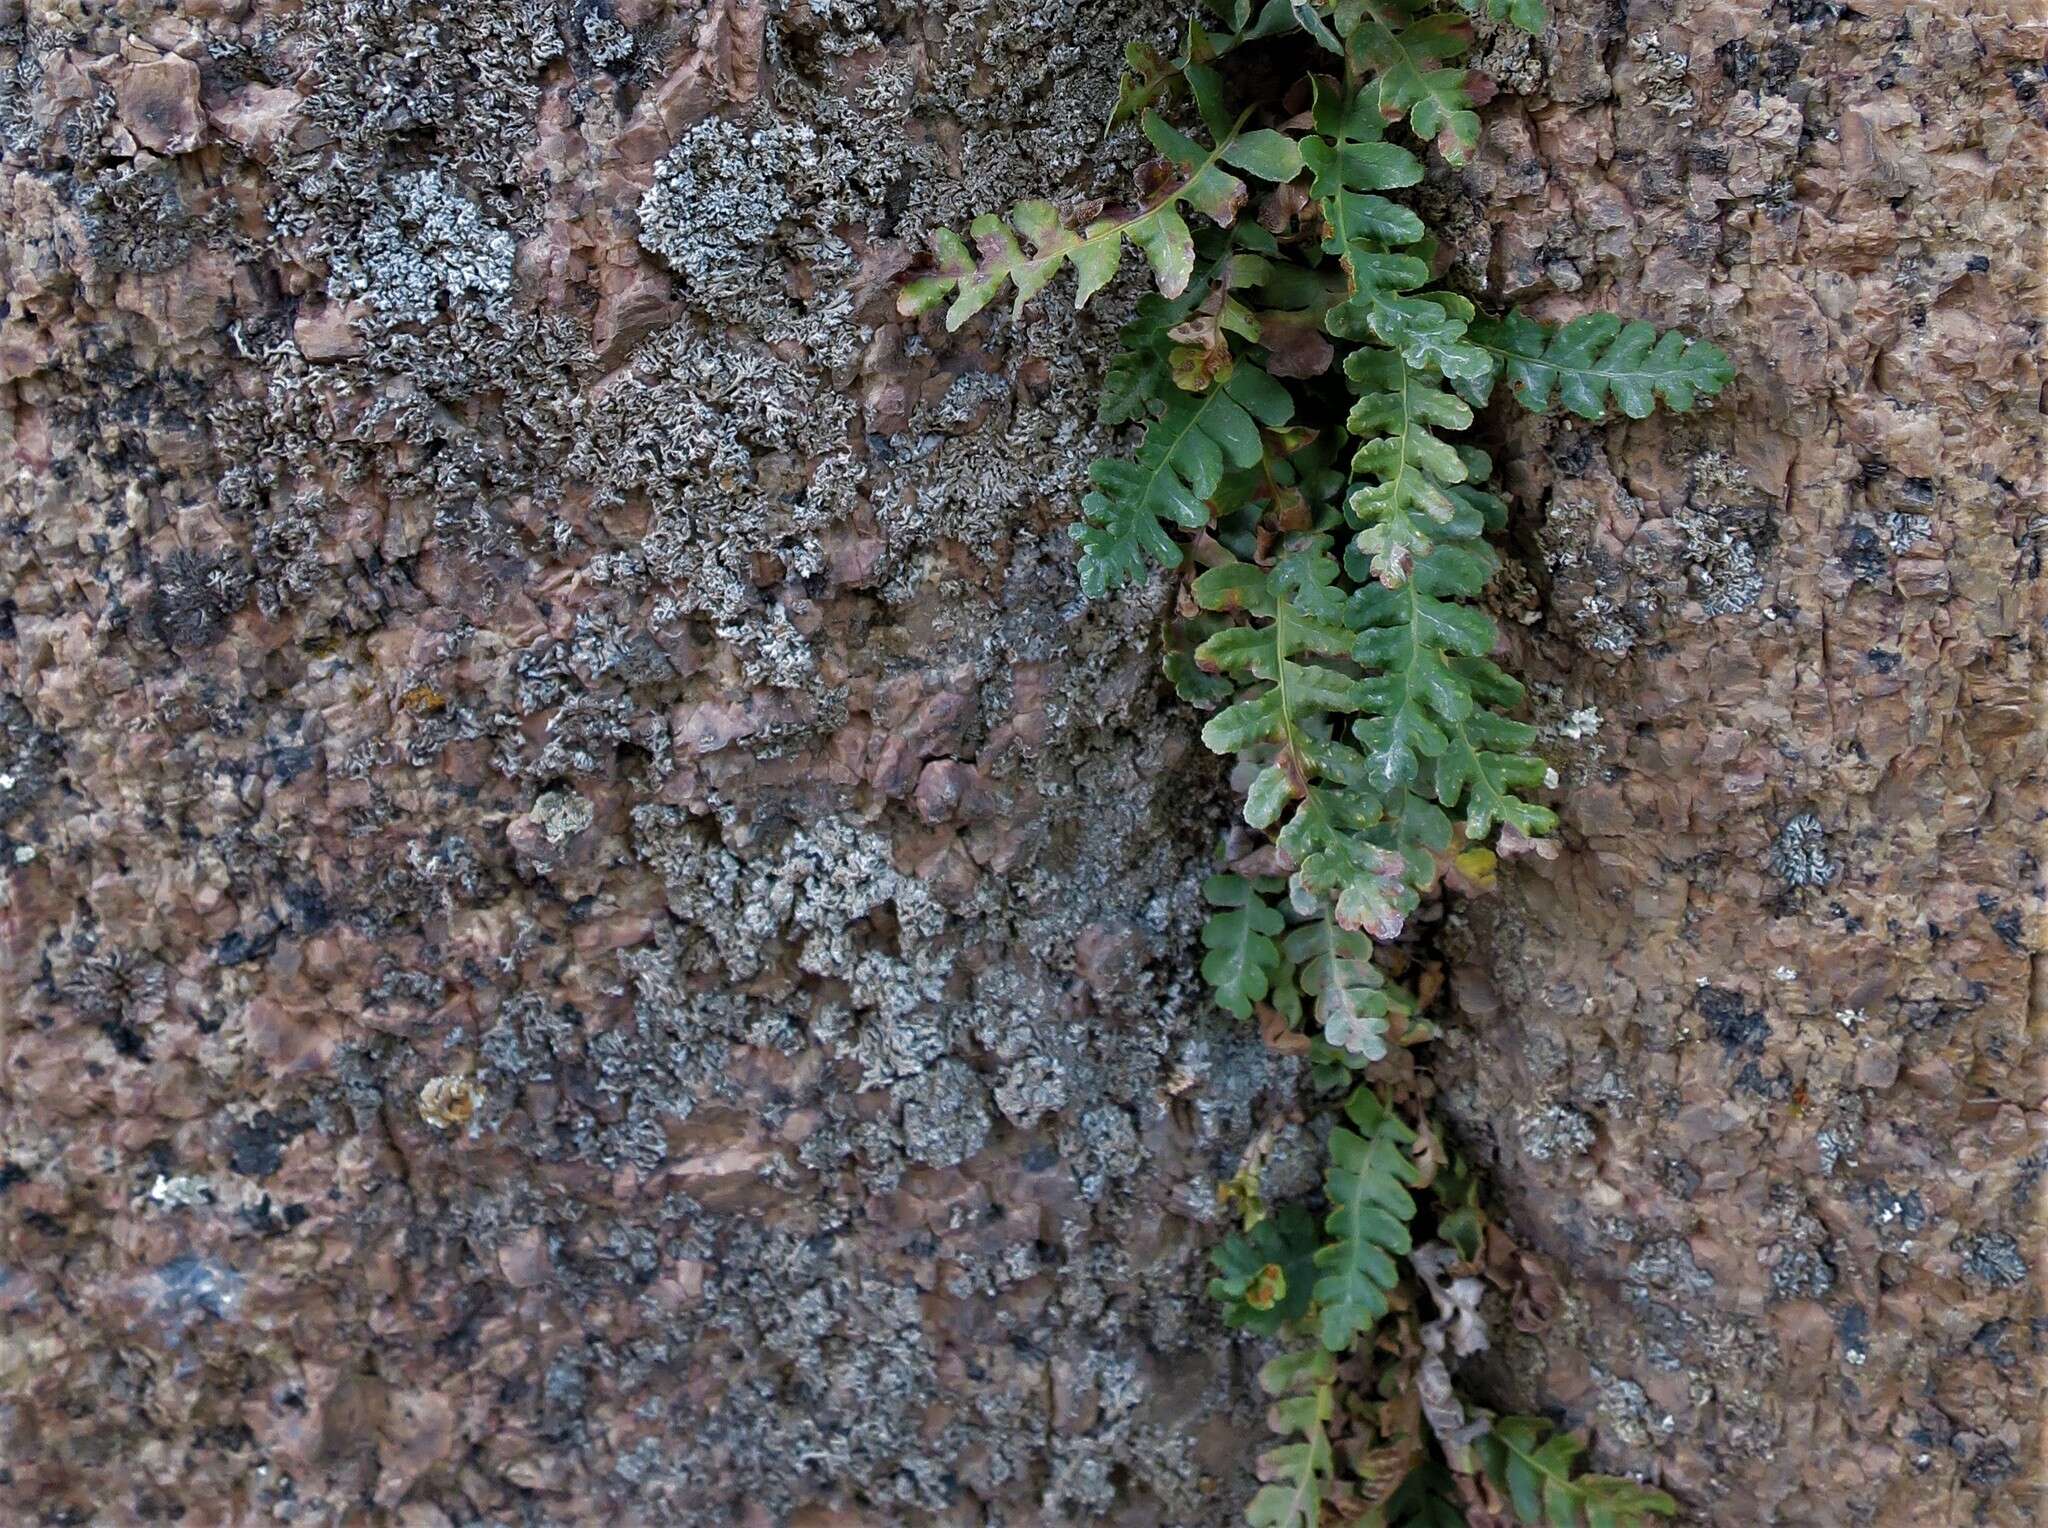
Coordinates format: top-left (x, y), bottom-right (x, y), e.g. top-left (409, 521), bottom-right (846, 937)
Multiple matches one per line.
top-left (0, 2), bottom-right (2038, 1527)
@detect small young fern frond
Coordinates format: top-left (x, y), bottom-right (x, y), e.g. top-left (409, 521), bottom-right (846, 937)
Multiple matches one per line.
top-left (904, 65), bottom-right (1310, 331)
top-left (1474, 1417), bottom-right (1678, 1527)
top-left (1247, 1347), bottom-right (1339, 1528)
top-left (1210, 1202), bottom-right (1320, 1333)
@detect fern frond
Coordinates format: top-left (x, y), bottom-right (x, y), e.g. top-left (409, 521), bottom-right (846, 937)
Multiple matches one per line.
top-left (1469, 310), bottom-right (1734, 419)
top-left (907, 62), bottom-right (1315, 331)
top-left (1313, 1088), bottom-right (1420, 1351)
top-left (1344, 342), bottom-right (1488, 533)
top-left (1075, 358), bottom-right (1293, 595)
top-left (1342, 344), bottom-right (1556, 849)
top-left (1194, 539), bottom-right (1423, 939)
top-left (1283, 914), bottom-right (1399, 1062)
top-left (1211, 1204), bottom-right (1320, 1333)
top-left (1476, 1417), bottom-right (1677, 1527)
top-left (1302, 82), bottom-right (1432, 346)
top-left (1248, 1347), bottom-right (1338, 1528)
top-left (1348, 5), bottom-right (1484, 163)
top-left (1302, 89), bottom-right (1427, 248)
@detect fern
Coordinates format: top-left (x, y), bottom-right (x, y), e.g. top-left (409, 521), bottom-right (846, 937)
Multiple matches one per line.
top-left (1313, 1088), bottom-right (1420, 1351)
top-left (1471, 311), bottom-right (1736, 419)
top-left (1194, 537), bottom-right (1423, 940)
top-left (1202, 872), bottom-right (1288, 1018)
top-left (1248, 1347), bottom-right (1338, 1528)
top-left (1076, 358), bottom-right (1293, 596)
top-left (1285, 915), bottom-right (1400, 1060)
top-left (1348, 4), bottom-right (1488, 163)
top-left (1476, 1417), bottom-right (1678, 1527)
top-left (1212, 1203), bottom-right (1321, 1333)
top-left (903, 67), bottom-right (1290, 330)
top-left (899, 2), bottom-right (1736, 1523)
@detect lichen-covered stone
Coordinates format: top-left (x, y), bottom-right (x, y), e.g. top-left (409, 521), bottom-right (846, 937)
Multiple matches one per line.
top-left (0, 1), bottom-right (2039, 1526)
top-left (0, 0), bottom-right (1271, 1522)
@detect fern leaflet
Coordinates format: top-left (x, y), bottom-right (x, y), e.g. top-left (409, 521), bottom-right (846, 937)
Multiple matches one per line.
top-left (1312, 1087), bottom-right (1420, 1351)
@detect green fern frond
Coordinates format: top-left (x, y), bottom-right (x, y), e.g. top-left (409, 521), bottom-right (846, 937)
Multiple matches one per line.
top-left (1470, 310), bottom-right (1735, 419)
top-left (1341, 343), bottom-right (1556, 848)
top-left (1344, 342), bottom-right (1489, 533)
top-left (1211, 1203), bottom-right (1320, 1333)
top-left (1248, 1346), bottom-right (1338, 1528)
top-left (1312, 1088), bottom-right (1420, 1351)
top-left (1284, 915), bottom-right (1398, 1061)
top-left (1477, 1417), bottom-right (1678, 1527)
top-left (908, 62), bottom-right (1318, 331)
top-left (1193, 539), bottom-right (1424, 938)
top-left (899, 111), bottom-right (1250, 329)
top-left (1202, 873), bottom-right (1288, 1017)
top-left (1348, 4), bottom-right (1484, 163)
top-left (1302, 86), bottom-right (1427, 248)
top-left (1075, 357), bottom-right (1293, 595)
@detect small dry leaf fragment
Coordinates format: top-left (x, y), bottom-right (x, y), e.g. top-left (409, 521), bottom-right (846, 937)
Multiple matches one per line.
top-left (418, 1074), bottom-right (483, 1131)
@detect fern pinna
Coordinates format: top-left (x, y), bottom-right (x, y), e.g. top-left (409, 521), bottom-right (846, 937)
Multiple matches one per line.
top-left (901, 1), bottom-right (1729, 1523)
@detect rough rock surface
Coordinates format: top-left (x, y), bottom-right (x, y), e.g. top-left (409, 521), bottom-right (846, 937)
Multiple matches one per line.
top-left (1432, 4), bottom-right (2046, 1526)
top-left (0, 1), bottom-right (2039, 1526)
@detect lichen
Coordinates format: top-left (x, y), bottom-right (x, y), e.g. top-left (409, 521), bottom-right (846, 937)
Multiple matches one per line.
top-left (1769, 811), bottom-right (1840, 889)
top-left (637, 116), bottom-right (803, 288)
top-left (326, 169), bottom-right (517, 324)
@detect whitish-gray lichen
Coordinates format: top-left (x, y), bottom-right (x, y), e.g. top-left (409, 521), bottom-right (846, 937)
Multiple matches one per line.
top-left (326, 170), bottom-right (516, 324)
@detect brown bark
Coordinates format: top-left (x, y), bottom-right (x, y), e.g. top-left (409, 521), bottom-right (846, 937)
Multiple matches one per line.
top-left (0, 0), bottom-right (2039, 1525)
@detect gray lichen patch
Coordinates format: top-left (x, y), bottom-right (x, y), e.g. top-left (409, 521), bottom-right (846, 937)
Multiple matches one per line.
top-left (899, 1057), bottom-right (992, 1166)
top-left (530, 787), bottom-right (595, 845)
top-left (1769, 811), bottom-right (1839, 889)
top-left (326, 170), bottom-right (517, 324)
top-left (636, 116), bottom-right (803, 287)
top-left (1519, 1103), bottom-right (1598, 1162)
top-left (1959, 1233), bottom-right (2027, 1290)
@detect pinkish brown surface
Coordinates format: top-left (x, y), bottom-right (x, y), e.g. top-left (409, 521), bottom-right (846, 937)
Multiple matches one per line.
top-left (0, 1), bottom-right (2041, 1525)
